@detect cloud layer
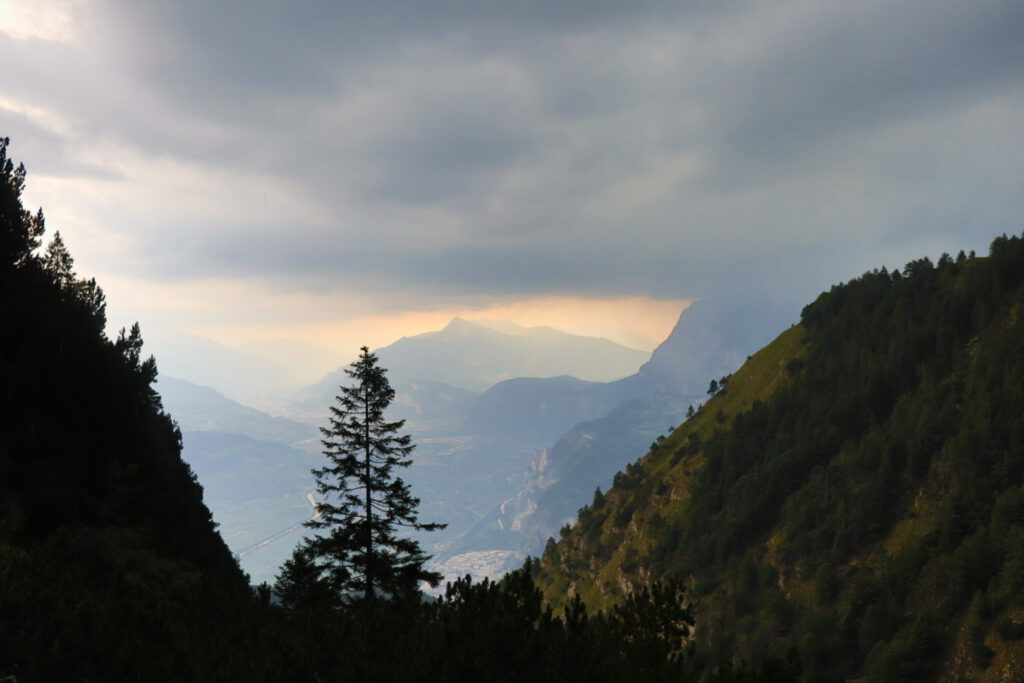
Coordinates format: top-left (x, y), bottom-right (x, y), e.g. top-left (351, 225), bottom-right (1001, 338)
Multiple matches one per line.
top-left (3, 0), bottom-right (1023, 328)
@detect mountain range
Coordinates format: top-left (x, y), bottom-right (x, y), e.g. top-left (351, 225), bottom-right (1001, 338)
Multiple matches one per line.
top-left (165, 302), bottom-right (789, 585)
top-left (300, 316), bottom-right (649, 399)
top-left (0, 144), bottom-right (253, 678)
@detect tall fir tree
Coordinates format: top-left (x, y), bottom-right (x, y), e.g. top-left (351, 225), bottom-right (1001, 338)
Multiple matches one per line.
top-left (304, 346), bottom-right (445, 602)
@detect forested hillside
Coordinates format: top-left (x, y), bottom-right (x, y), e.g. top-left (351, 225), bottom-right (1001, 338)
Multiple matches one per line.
top-left (537, 234), bottom-right (1024, 680)
top-left (0, 138), bottom-right (271, 678)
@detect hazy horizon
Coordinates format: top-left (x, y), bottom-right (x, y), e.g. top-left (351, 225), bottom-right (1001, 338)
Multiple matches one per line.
top-left (2, 0), bottom-right (1020, 382)
top-left (151, 306), bottom-right (675, 404)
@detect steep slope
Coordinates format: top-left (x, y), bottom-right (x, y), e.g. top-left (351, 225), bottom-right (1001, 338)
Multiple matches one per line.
top-left (538, 236), bottom-right (1024, 681)
top-left (0, 139), bottom-right (259, 680)
top-left (613, 297), bottom-right (790, 398)
top-left (156, 376), bottom-right (324, 584)
top-left (444, 393), bottom-right (691, 561)
top-left (537, 321), bottom-right (806, 605)
top-left (512, 393), bottom-right (693, 553)
top-left (486, 298), bottom-right (791, 559)
top-left (182, 431), bottom-right (322, 584)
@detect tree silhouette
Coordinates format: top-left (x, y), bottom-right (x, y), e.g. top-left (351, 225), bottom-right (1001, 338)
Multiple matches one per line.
top-left (305, 346), bottom-right (445, 601)
top-left (274, 541), bottom-right (340, 612)
top-left (41, 230), bottom-right (75, 290)
top-left (0, 136), bottom-right (43, 268)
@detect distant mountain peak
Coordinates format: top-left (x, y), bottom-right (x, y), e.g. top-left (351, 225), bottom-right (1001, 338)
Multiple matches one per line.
top-left (308, 316), bottom-right (652, 394)
top-left (442, 316), bottom-right (480, 333)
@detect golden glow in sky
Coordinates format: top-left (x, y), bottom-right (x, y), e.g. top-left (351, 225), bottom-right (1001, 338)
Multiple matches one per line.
top-left (92, 270), bottom-right (687, 386)
top-left (193, 294), bottom-right (688, 352)
top-left (192, 295), bottom-right (689, 384)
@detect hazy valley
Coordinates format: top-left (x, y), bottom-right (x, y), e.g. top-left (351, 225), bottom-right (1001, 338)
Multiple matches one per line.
top-left (165, 307), bottom-right (787, 585)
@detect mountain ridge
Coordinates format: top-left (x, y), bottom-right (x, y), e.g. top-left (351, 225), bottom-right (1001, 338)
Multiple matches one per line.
top-left (305, 316), bottom-right (651, 396)
top-left (158, 375), bottom-right (317, 447)
top-left (537, 237), bottom-right (1024, 681)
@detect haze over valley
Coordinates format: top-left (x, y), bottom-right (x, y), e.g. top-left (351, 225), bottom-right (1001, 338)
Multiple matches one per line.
top-left (165, 304), bottom-right (786, 585)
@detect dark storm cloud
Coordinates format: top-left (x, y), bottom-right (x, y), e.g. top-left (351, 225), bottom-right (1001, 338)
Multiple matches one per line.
top-left (701, 1), bottom-right (1024, 186)
top-left (6, 0), bottom-right (1024, 311)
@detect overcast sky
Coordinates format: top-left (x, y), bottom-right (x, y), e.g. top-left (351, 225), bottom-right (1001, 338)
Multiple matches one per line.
top-left (2, 0), bottom-right (1023, 385)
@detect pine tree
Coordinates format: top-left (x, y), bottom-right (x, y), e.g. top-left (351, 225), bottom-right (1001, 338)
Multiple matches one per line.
top-left (274, 542), bottom-right (340, 612)
top-left (0, 136), bottom-right (43, 269)
top-left (305, 346), bottom-right (445, 602)
top-left (41, 230), bottom-right (75, 290)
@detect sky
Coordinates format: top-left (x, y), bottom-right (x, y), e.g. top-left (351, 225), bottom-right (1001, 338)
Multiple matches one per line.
top-left (2, 0), bottom-right (1023, 388)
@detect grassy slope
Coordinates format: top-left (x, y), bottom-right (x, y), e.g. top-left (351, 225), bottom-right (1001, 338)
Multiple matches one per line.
top-left (537, 243), bottom-right (1024, 680)
top-left (539, 324), bottom-right (806, 611)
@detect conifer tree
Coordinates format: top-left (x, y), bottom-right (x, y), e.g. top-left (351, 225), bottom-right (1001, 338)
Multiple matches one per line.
top-left (274, 542), bottom-right (340, 612)
top-left (305, 346), bottom-right (445, 602)
top-left (41, 230), bottom-right (75, 290)
top-left (0, 136), bottom-right (43, 269)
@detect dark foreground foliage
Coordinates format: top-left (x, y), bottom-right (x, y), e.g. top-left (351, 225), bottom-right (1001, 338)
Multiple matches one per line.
top-left (270, 565), bottom-right (796, 683)
top-left (2, 535), bottom-right (797, 682)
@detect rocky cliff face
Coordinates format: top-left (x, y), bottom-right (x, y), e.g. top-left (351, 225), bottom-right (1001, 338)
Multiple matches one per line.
top-left (618, 297), bottom-right (792, 397)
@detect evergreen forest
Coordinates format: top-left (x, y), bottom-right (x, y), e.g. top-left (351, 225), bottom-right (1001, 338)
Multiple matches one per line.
top-left (538, 232), bottom-right (1024, 680)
